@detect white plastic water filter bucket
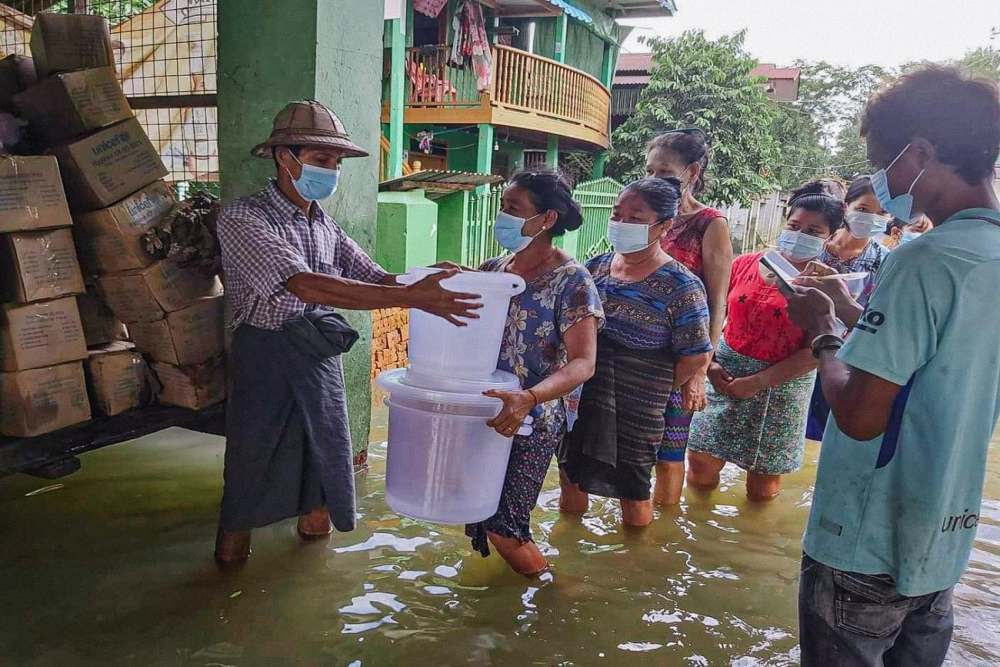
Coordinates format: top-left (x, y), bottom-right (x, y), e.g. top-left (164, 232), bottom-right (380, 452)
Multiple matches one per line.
top-left (376, 368), bottom-right (521, 524)
top-left (398, 267), bottom-right (525, 381)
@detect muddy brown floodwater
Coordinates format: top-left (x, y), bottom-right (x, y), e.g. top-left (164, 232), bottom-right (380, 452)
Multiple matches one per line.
top-left (1, 404), bottom-right (997, 665)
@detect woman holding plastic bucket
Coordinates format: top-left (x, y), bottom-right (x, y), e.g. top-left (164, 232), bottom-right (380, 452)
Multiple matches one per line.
top-left (464, 169), bottom-right (604, 577)
top-left (558, 177), bottom-right (713, 528)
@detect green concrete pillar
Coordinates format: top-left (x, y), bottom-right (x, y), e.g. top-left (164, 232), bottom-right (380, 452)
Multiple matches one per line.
top-left (436, 191), bottom-right (471, 264)
top-left (376, 190), bottom-right (438, 272)
top-left (554, 13), bottom-right (568, 64)
top-left (387, 18), bottom-right (406, 179)
top-left (546, 134), bottom-right (559, 169)
top-left (600, 42), bottom-right (617, 89)
top-left (218, 0), bottom-right (384, 453)
top-left (476, 123), bottom-right (495, 180)
top-left (511, 145), bottom-right (525, 173)
top-left (592, 152), bottom-right (608, 179)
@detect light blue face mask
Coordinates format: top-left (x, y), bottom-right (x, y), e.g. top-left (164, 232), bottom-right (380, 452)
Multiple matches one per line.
top-left (777, 229), bottom-right (825, 262)
top-left (493, 211), bottom-right (544, 253)
top-left (870, 143), bottom-right (925, 223)
top-left (900, 230), bottom-right (923, 245)
top-left (607, 219), bottom-right (660, 254)
top-left (287, 153), bottom-right (340, 201)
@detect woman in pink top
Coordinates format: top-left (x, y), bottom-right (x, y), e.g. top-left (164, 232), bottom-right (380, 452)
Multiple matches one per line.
top-left (644, 129), bottom-right (733, 505)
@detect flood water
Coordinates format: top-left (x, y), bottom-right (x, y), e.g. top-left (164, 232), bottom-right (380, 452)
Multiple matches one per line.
top-left (1, 403), bottom-right (998, 665)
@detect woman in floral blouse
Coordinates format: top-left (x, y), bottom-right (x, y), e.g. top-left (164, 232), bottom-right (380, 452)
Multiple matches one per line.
top-left (465, 169), bottom-right (603, 577)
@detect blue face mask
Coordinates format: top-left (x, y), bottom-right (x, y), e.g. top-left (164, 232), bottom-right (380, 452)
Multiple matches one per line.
top-left (870, 144), bottom-right (925, 223)
top-left (287, 153), bottom-right (340, 201)
top-left (494, 211), bottom-right (544, 253)
top-left (900, 230), bottom-right (922, 245)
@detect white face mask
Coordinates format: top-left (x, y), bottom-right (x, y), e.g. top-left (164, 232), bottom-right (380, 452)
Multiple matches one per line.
top-left (608, 219), bottom-right (659, 254)
top-left (777, 229), bottom-right (825, 262)
top-left (845, 211), bottom-right (890, 240)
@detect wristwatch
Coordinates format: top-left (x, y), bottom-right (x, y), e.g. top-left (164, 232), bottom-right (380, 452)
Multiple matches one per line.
top-left (811, 333), bottom-right (844, 359)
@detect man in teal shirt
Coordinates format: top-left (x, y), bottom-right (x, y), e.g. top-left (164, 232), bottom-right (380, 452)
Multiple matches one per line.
top-left (787, 66), bottom-right (1000, 666)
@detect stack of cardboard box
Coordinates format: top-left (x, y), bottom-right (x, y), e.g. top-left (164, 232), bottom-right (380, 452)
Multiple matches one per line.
top-left (0, 155), bottom-right (91, 436)
top-left (1, 14), bottom-right (225, 431)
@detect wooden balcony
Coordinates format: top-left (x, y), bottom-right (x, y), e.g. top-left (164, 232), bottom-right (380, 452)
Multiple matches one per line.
top-left (385, 44), bottom-right (611, 150)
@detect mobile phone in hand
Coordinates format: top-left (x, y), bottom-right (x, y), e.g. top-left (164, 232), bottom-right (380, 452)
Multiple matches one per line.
top-left (759, 254), bottom-right (796, 297)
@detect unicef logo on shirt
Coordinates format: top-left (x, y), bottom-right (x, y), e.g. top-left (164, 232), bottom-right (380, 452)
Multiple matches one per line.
top-left (855, 310), bottom-right (886, 335)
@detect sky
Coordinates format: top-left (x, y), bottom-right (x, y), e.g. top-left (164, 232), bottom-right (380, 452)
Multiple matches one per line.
top-left (619, 0), bottom-right (1000, 69)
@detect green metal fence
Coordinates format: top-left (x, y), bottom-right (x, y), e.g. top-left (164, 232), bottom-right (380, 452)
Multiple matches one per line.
top-left (566, 177), bottom-right (621, 260)
top-left (456, 176), bottom-right (622, 267)
top-left (462, 185), bottom-right (505, 268)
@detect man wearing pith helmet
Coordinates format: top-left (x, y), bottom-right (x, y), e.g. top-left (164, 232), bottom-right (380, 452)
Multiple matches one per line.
top-left (214, 100), bottom-right (481, 564)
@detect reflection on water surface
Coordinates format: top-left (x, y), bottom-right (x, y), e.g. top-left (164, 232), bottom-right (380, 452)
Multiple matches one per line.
top-left (0, 417), bottom-right (997, 665)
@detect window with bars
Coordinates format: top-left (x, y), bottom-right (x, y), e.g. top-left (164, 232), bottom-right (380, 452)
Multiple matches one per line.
top-left (0, 0), bottom-right (218, 192)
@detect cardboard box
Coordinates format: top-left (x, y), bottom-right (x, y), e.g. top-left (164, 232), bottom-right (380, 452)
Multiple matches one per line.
top-left (0, 228), bottom-right (85, 303)
top-left (153, 357), bottom-right (225, 411)
top-left (0, 55), bottom-right (37, 113)
top-left (98, 259), bottom-right (222, 324)
top-left (129, 297), bottom-right (224, 367)
top-left (76, 287), bottom-right (127, 348)
top-left (85, 342), bottom-right (151, 417)
top-left (0, 361), bottom-right (91, 437)
top-left (74, 181), bottom-right (176, 274)
top-left (0, 297), bottom-right (88, 372)
top-left (15, 67), bottom-right (132, 145)
top-left (0, 156), bottom-right (74, 234)
top-left (49, 118), bottom-right (168, 211)
top-left (30, 13), bottom-right (115, 79)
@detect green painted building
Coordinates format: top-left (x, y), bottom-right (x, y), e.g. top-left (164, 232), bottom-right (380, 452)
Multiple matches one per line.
top-left (381, 0), bottom-right (677, 182)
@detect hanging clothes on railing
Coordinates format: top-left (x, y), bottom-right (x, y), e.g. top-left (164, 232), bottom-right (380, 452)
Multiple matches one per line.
top-left (414, 0), bottom-right (449, 19)
top-left (449, 0), bottom-right (493, 92)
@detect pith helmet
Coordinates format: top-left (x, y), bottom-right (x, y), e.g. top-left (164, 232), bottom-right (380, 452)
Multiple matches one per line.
top-left (251, 99), bottom-right (369, 159)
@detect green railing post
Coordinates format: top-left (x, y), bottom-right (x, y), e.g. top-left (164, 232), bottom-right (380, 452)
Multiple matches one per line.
top-left (546, 134), bottom-right (559, 169)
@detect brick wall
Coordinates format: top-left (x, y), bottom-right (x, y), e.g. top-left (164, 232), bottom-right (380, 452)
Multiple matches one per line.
top-left (370, 308), bottom-right (409, 377)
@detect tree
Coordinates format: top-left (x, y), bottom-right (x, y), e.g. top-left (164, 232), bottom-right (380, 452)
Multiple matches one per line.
top-left (954, 46), bottom-right (1000, 81)
top-left (608, 30), bottom-right (779, 205)
top-left (767, 101), bottom-right (832, 190)
top-left (792, 61), bottom-right (891, 149)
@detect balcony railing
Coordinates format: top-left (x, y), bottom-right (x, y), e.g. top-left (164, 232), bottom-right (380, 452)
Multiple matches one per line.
top-left (491, 45), bottom-right (610, 140)
top-left (401, 44), bottom-right (611, 148)
top-left (405, 45), bottom-right (482, 107)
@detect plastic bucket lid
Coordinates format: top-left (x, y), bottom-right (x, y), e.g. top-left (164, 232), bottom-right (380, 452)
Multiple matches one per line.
top-left (400, 367), bottom-right (521, 394)
top-left (397, 267), bottom-right (526, 295)
top-left (375, 367), bottom-right (521, 410)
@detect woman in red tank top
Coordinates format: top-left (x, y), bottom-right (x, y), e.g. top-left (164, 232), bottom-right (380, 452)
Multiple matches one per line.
top-left (644, 129), bottom-right (733, 506)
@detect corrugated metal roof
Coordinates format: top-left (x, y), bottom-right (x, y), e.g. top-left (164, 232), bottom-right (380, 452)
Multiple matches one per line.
top-left (378, 170), bottom-right (505, 198)
top-left (604, 1), bottom-right (678, 18)
top-left (543, 0), bottom-right (592, 23)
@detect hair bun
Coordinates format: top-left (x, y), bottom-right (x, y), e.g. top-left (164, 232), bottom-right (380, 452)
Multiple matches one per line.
top-left (562, 199), bottom-right (584, 232)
